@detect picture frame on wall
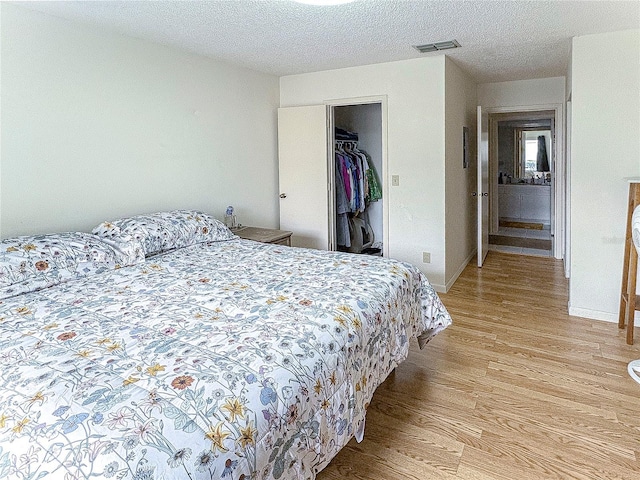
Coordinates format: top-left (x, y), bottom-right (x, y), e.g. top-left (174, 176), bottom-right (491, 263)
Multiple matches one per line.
top-left (463, 126), bottom-right (470, 168)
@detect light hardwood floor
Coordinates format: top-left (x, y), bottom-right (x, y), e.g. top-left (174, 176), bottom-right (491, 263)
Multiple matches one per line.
top-left (319, 251), bottom-right (640, 479)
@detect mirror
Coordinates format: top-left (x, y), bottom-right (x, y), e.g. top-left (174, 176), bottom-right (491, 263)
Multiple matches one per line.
top-left (497, 119), bottom-right (552, 183)
top-left (517, 129), bottom-right (551, 179)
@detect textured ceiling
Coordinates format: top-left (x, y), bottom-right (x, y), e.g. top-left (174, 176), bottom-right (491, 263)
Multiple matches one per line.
top-left (17, 0), bottom-right (640, 83)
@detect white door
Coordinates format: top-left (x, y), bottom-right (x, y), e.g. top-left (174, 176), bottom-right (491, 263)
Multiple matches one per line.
top-left (477, 106), bottom-right (489, 266)
top-left (277, 105), bottom-right (329, 250)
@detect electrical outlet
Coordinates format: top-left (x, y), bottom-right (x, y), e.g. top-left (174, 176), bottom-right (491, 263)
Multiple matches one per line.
top-left (391, 175), bottom-right (400, 186)
top-left (422, 252), bottom-right (431, 263)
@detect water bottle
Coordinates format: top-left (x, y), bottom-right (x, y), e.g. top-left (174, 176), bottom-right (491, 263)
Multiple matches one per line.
top-left (224, 206), bottom-right (237, 229)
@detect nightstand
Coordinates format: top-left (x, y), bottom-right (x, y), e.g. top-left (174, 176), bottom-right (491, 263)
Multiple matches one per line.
top-left (233, 226), bottom-right (293, 246)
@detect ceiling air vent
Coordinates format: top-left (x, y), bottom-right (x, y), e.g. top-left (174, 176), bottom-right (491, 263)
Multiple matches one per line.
top-left (413, 40), bottom-right (460, 53)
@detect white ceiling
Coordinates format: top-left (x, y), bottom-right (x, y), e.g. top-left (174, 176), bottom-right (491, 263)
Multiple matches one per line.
top-left (17, 0), bottom-right (640, 83)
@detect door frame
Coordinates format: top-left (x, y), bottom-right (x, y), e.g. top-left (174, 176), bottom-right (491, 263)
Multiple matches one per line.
top-left (485, 104), bottom-right (565, 260)
top-left (565, 98), bottom-right (572, 278)
top-left (324, 95), bottom-right (389, 256)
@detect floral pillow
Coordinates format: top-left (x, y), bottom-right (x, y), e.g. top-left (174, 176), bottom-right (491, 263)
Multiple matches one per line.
top-left (91, 209), bottom-right (235, 257)
top-left (0, 232), bottom-right (144, 300)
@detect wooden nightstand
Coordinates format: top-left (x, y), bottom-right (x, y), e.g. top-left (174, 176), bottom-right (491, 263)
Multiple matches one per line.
top-left (233, 226), bottom-right (293, 246)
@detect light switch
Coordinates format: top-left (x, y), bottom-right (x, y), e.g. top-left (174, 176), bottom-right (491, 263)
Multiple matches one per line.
top-left (391, 175), bottom-right (400, 186)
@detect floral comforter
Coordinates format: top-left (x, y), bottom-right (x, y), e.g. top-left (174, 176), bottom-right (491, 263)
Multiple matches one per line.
top-left (0, 239), bottom-right (451, 480)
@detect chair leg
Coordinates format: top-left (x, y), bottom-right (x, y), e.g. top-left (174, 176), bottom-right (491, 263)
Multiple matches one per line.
top-left (620, 185), bottom-right (637, 329)
top-left (626, 246), bottom-right (638, 345)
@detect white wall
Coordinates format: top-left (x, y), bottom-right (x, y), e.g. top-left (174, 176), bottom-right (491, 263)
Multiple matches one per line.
top-left (280, 58), bottom-right (448, 287)
top-left (569, 29), bottom-right (640, 322)
top-left (444, 57), bottom-right (477, 289)
top-left (0, 4), bottom-right (280, 237)
top-left (478, 77), bottom-right (566, 108)
top-left (0, 4), bottom-right (3, 237)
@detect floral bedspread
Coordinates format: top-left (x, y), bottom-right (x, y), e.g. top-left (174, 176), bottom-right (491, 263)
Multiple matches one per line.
top-left (0, 239), bottom-right (451, 480)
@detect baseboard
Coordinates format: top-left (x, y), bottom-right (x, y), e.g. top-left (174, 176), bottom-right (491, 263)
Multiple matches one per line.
top-left (568, 305), bottom-right (618, 323)
top-left (439, 249), bottom-right (477, 293)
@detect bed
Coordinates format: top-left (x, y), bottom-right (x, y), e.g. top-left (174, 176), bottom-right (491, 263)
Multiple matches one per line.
top-left (0, 210), bottom-right (452, 479)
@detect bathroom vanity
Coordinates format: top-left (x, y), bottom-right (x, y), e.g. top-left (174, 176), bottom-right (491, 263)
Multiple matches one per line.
top-left (498, 184), bottom-right (551, 224)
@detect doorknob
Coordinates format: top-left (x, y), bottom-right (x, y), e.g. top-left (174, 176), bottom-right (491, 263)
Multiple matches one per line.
top-left (279, 193), bottom-right (287, 199)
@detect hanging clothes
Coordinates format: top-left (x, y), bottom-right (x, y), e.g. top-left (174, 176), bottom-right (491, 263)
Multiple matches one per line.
top-left (335, 148), bottom-right (351, 248)
top-left (345, 144), bottom-right (364, 212)
top-left (362, 151), bottom-right (382, 201)
top-left (334, 132), bottom-right (382, 248)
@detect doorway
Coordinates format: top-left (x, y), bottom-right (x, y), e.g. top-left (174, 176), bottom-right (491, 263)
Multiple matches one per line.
top-left (487, 110), bottom-right (558, 257)
top-left (331, 103), bottom-right (384, 256)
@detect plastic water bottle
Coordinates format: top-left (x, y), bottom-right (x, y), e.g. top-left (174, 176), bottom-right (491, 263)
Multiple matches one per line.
top-left (224, 206), bottom-right (237, 229)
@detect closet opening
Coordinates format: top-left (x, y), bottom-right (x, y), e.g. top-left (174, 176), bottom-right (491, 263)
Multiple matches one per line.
top-left (329, 102), bottom-right (385, 256)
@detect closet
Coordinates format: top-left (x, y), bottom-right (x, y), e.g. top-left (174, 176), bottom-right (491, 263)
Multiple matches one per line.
top-left (332, 104), bottom-right (383, 255)
top-left (277, 99), bottom-right (386, 254)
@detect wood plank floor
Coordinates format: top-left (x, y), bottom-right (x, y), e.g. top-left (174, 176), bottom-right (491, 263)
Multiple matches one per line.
top-left (318, 251), bottom-right (640, 479)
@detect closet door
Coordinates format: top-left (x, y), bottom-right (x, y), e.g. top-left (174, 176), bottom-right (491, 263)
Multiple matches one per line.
top-left (277, 105), bottom-right (329, 250)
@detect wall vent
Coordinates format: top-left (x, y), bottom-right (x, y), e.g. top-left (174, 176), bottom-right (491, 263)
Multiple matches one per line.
top-left (413, 40), bottom-right (460, 53)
